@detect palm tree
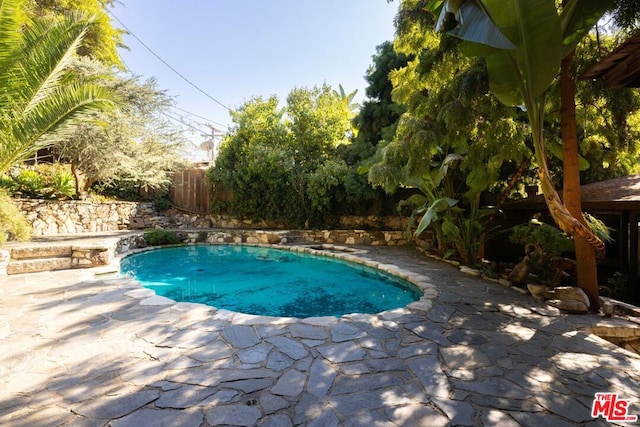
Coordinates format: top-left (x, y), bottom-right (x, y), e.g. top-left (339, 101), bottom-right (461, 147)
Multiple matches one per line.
top-left (0, 0), bottom-right (114, 175)
top-left (333, 84), bottom-right (359, 138)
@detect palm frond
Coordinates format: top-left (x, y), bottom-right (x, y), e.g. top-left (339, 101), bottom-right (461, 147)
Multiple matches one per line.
top-left (0, 1), bottom-right (115, 175)
top-left (0, 0), bottom-right (26, 70)
top-left (17, 84), bottom-right (114, 146)
top-left (19, 13), bottom-right (96, 113)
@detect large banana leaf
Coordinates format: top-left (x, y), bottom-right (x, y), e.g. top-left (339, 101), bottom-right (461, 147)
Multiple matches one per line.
top-left (444, 1), bottom-right (514, 49)
top-left (433, 0), bottom-right (615, 104)
top-left (560, 0), bottom-right (615, 56)
top-left (414, 197), bottom-right (459, 236)
top-left (485, 49), bottom-right (523, 106)
top-left (433, 0), bottom-right (562, 105)
top-left (486, 0), bottom-right (562, 103)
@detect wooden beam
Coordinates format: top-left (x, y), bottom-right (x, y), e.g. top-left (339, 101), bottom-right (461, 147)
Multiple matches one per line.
top-left (602, 49), bottom-right (640, 88)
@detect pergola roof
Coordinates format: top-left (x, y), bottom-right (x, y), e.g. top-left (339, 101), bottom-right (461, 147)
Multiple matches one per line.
top-left (580, 174), bottom-right (640, 209)
top-left (582, 31), bottom-right (640, 88)
top-left (508, 175), bottom-right (640, 211)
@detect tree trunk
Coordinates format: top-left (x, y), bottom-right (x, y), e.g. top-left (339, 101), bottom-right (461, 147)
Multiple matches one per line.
top-left (560, 49), bottom-right (601, 312)
top-left (71, 162), bottom-right (81, 199)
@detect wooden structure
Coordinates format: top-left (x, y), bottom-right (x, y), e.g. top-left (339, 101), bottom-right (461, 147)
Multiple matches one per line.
top-left (169, 167), bottom-right (211, 214)
top-left (582, 31), bottom-right (640, 88)
top-left (502, 176), bottom-right (640, 303)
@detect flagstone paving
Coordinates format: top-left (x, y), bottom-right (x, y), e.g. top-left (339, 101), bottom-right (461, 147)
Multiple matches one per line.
top-left (1, 241), bottom-right (640, 426)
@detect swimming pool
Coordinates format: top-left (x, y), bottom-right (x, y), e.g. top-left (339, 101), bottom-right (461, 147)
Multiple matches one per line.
top-left (120, 245), bottom-right (422, 318)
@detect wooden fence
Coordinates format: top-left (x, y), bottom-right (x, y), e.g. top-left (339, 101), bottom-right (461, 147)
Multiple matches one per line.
top-left (169, 168), bottom-right (211, 214)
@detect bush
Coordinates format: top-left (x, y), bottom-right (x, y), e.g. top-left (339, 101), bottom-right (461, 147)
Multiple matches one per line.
top-left (0, 190), bottom-right (31, 245)
top-left (152, 196), bottom-right (172, 212)
top-left (91, 180), bottom-right (140, 201)
top-left (0, 175), bottom-right (17, 193)
top-left (509, 219), bottom-right (574, 257)
top-left (143, 230), bottom-right (181, 246)
top-left (47, 168), bottom-right (75, 199)
top-left (15, 169), bottom-right (45, 197)
top-left (3, 164), bottom-right (76, 199)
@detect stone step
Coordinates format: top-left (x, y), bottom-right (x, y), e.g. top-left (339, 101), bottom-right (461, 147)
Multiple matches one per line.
top-left (5, 243), bottom-right (114, 275)
top-left (7, 257), bottom-right (73, 275)
top-left (10, 245), bottom-right (72, 260)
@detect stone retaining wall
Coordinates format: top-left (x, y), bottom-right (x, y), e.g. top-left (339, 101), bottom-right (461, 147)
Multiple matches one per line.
top-left (171, 229), bottom-right (414, 247)
top-left (14, 199), bottom-right (409, 236)
top-left (14, 199), bottom-right (166, 236)
top-left (0, 249), bottom-right (9, 275)
top-left (166, 210), bottom-right (407, 231)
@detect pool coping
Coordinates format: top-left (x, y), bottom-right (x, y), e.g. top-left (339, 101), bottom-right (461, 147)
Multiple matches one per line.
top-left (112, 241), bottom-right (439, 324)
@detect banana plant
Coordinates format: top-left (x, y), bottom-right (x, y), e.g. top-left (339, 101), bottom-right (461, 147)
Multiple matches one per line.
top-left (404, 152), bottom-right (499, 263)
top-left (425, 0), bottom-right (613, 259)
top-left (408, 153), bottom-right (461, 237)
top-left (333, 84), bottom-right (360, 138)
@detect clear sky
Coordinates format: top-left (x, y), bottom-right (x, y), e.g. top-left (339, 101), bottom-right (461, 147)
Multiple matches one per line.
top-left (110, 1), bottom-right (399, 159)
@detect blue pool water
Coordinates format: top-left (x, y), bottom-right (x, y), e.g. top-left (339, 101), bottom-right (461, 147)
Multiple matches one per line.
top-left (120, 245), bottom-right (422, 318)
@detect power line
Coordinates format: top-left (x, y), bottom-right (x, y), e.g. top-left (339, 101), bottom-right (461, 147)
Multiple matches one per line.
top-left (107, 9), bottom-right (231, 111)
top-left (166, 110), bottom-right (208, 130)
top-left (166, 111), bottom-right (225, 139)
top-left (117, 58), bottom-right (229, 132)
top-left (162, 111), bottom-right (211, 137)
top-left (171, 106), bottom-right (228, 130)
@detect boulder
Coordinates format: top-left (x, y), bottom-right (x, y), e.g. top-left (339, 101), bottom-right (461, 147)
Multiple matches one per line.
top-left (547, 299), bottom-right (589, 314)
top-left (527, 283), bottom-right (552, 299)
top-left (543, 286), bottom-right (590, 307)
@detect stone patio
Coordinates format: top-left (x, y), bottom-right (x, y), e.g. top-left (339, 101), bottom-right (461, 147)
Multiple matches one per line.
top-left (1, 236), bottom-right (639, 426)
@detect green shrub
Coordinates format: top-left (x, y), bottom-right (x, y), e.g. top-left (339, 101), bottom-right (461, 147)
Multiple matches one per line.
top-left (143, 230), bottom-right (181, 246)
top-left (0, 190), bottom-right (31, 245)
top-left (91, 180), bottom-right (140, 201)
top-left (152, 196), bottom-right (172, 212)
top-left (509, 219), bottom-right (574, 257)
top-left (0, 165), bottom-right (76, 199)
top-left (15, 169), bottom-right (45, 197)
top-left (48, 169), bottom-right (76, 199)
top-left (509, 219), bottom-right (574, 284)
top-left (0, 175), bottom-right (17, 193)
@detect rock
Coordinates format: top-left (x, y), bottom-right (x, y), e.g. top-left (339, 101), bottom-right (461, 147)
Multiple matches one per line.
top-left (498, 278), bottom-right (512, 287)
top-left (130, 217), bottom-right (146, 229)
top-left (89, 249), bottom-right (111, 266)
top-left (543, 286), bottom-right (590, 307)
top-left (14, 199), bottom-right (165, 236)
top-left (547, 299), bottom-right (589, 314)
top-left (460, 266), bottom-right (481, 276)
top-left (508, 261), bottom-right (529, 283)
top-left (12, 199), bottom-right (430, 247)
top-left (527, 283), bottom-right (552, 299)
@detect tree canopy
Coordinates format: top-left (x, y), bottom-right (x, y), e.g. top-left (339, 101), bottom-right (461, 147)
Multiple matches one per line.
top-left (361, 1), bottom-right (530, 262)
top-left (346, 41), bottom-right (410, 165)
top-left (209, 85), bottom-right (382, 228)
top-left (24, 0), bottom-right (124, 67)
top-left (364, 0), bottom-right (640, 265)
top-left (56, 58), bottom-right (185, 197)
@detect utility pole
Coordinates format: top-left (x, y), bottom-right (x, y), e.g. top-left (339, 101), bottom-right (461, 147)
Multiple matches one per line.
top-left (206, 124), bottom-right (217, 162)
top-left (200, 125), bottom-right (218, 164)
